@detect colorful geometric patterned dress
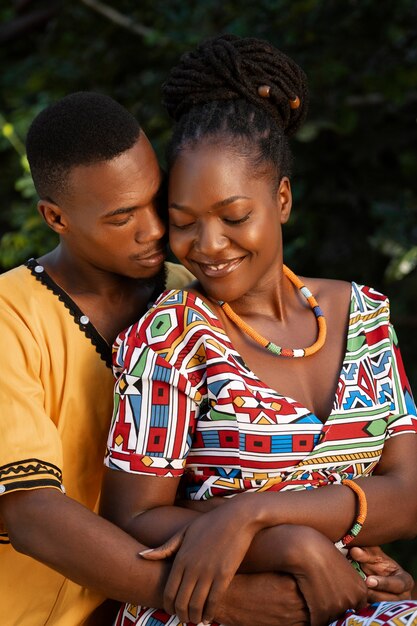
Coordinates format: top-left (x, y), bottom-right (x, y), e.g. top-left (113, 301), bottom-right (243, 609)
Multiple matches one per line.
top-left (106, 284), bottom-right (417, 626)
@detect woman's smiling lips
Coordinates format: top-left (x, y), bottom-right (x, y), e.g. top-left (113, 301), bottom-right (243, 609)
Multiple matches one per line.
top-left (193, 257), bottom-right (245, 277)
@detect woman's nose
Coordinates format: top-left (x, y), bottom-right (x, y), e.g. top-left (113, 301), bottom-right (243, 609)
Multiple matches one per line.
top-left (194, 222), bottom-right (228, 256)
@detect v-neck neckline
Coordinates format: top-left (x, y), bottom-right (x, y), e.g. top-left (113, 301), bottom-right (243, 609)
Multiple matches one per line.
top-left (25, 258), bottom-right (113, 367)
top-left (183, 284), bottom-right (357, 426)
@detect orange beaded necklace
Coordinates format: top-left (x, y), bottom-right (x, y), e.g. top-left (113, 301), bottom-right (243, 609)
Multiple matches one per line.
top-left (218, 264), bottom-right (327, 357)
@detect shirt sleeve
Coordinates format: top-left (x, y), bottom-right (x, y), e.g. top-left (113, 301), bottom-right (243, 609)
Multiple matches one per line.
top-left (386, 322), bottom-right (417, 438)
top-left (0, 307), bottom-right (63, 501)
top-left (106, 339), bottom-right (202, 477)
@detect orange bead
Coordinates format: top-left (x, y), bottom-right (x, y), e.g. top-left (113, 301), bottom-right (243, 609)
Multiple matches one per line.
top-left (289, 95), bottom-right (300, 109)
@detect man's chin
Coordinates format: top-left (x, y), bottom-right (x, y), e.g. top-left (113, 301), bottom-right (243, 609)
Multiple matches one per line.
top-left (133, 262), bottom-right (165, 286)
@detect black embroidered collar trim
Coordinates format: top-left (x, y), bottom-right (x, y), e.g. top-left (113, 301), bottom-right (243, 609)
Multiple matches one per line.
top-left (25, 258), bottom-right (113, 368)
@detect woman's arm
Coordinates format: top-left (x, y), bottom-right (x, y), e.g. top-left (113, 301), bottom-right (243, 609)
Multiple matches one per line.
top-left (100, 469), bottom-right (367, 626)
top-left (231, 433), bottom-right (417, 546)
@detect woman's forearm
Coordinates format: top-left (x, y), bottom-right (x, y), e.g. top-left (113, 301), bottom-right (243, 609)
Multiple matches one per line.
top-left (243, 474), bottom-right (417, 546)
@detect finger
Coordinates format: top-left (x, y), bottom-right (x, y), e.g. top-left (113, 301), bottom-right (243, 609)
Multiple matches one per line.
top-left (368, 590), bottom-right (410, 603)
top-left (172, 570), bottom-right (202, 623)
top-left (139, 529), bottom-right (185, 560)
top-left (203, 578), bottom-right (228, 625)
top-left (350, 546), bottom-right (382, 565)
top-left (188, 577), bottom-right (214, 625)
top-left (163, 563), bottom-right (185, 617)
top-left (367, 573), bottom-right (413, 596)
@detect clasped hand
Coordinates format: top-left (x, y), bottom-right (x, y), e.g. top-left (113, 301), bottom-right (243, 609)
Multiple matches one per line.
top-left (140, 496), bottom-right (259, 624)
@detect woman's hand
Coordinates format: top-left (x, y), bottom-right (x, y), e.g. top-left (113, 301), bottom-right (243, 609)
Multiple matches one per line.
top-left (350, 546), bottom-right (414, 602)
top-left (140, 496), bottom-right (261, 624)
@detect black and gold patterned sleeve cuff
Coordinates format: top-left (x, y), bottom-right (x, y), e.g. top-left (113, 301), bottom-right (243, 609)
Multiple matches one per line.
top-left (0, 458), bottom-right (63, 496)
top-left (0, 459), bottom-right (64, 544)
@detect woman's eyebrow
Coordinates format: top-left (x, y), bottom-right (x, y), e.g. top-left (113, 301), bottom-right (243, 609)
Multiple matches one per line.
top-left (169, 195), bottom-right (251, 211)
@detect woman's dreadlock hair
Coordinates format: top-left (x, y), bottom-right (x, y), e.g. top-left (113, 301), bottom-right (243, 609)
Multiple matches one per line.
top-left (163, 34), bottom-right (309, 186)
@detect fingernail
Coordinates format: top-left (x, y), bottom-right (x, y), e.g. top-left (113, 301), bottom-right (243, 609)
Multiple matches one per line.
top-left (138, 548), bottom-right (154, 555)
top-left (366, 576), bottom-right (378, 587)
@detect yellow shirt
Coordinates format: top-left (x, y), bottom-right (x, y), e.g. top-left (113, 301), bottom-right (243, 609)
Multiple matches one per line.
top-left (0, 260), bottom-right (193, 626)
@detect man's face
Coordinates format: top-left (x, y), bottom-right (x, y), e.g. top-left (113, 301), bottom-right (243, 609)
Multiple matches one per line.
top-left (58, 132), bottom-right (166, 280)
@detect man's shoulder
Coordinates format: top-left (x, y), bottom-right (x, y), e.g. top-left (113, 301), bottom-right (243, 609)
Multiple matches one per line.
top-left (165, 261), bottom-right (194, 290)
top-left (0, 264), bottom-right (33, 298)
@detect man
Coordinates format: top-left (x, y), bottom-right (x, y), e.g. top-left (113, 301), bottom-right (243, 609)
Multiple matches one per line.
top-left (0, 92), bottom-right (412, 626)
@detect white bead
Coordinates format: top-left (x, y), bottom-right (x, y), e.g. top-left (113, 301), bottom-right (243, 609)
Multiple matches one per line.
top-left (80, 315), bottom-right (89, 325)
top-left (293, 349), bottom-right (305, 358)
top-left (0, 484), bottom-right (5, 494)
top-left (34, 265), bottom-right (44, 273)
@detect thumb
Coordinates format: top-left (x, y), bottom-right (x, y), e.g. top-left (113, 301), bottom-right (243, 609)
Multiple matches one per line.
top-left (139, 529), bottom-right (186, 561)
top-left (349, 547), bottom-right (370, 563)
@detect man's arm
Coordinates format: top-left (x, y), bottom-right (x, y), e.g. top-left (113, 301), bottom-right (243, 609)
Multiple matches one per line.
top-left (0, 488), bottom-right (309, 626)
top-left (0, 489), bottom-right (169, 607)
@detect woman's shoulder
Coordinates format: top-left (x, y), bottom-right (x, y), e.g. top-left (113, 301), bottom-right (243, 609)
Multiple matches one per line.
top-left (302, 276), bottom-right (389, 314)
top-left (151, 287), bottom-right (218, 321)
top-left (133, 288), bottom-right (224, 346)
top-left (114, 288), bottom-right (226, 374)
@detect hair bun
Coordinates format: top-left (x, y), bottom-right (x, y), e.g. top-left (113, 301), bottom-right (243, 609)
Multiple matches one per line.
top-left (162, 34), bottom-right (308, 136)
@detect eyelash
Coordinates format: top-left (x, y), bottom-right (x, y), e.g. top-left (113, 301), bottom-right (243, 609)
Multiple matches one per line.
top-left (224, 214), bottom-right (251, 225)
top-left (172, 214), bottom-right (251, 230)
top-left (110, 216), bottom-right (133, 226)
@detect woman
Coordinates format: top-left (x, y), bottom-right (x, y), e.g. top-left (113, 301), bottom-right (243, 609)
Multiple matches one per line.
top-left (102, 35), bottom-right (417, 626)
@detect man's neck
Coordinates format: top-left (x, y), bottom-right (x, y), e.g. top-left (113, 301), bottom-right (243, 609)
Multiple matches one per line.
top-left (37, 245), bottom-right (163, 344)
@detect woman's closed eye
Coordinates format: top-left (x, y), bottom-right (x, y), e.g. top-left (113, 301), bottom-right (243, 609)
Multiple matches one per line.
top-left (171, 213), bottom-right (250, 230)
top-left (170, 221), bottom-right (195, 230)
top-left (223, 213), bottom-right (251, 225)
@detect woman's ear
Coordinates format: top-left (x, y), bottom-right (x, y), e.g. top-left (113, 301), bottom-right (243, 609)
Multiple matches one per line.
top-left (277, 177), bottom-right (292, 224)
top-left (37, 200), bottom-right (69, 234)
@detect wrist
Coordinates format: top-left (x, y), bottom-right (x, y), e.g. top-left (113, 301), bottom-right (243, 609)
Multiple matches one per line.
top-left (230, 493), bottom-right (268, 532)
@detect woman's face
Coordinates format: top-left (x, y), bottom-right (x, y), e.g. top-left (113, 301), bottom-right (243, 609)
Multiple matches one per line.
top-left (168, 141), bottom-right (292, 303)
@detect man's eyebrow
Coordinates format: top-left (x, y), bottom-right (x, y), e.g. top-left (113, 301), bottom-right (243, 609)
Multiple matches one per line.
top-left (169, 195), bottom-right (251, 211)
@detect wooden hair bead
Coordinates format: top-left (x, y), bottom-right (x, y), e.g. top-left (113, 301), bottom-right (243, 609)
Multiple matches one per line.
top-left (257, 84), bottom-right (271, 98)
top-left (289, 95), bottom-right (300, 109)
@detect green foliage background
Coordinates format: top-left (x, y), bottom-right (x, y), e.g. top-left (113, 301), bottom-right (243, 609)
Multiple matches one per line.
top-left (1, 0), bottom-right (416, 576)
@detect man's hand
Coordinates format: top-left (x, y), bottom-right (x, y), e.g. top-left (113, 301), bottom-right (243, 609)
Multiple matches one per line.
top-left (284, 527), bottom-right (367, 626)
top-left (350, 546), bottom-right (414, 602)
top-left (216, 572), bottom-right (309, 626)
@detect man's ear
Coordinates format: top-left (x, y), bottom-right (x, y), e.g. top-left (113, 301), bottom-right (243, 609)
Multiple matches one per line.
top-left (37, 200), bottom-right (69, 234)
top-left (276, 177), bottom-right (292, 224)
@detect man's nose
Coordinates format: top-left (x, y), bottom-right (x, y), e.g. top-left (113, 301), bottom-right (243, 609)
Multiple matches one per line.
top-left (135, 207), bottom-right (166, 243)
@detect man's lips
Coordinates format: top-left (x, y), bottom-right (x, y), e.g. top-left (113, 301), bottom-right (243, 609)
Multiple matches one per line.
top-left (131, 249), bottom-right (166, 266)
top-left (193, 257), bottom-right (245, 278)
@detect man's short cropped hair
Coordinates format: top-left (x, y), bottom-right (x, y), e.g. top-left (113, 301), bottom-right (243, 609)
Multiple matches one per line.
top-left (26, 91), bottom-right (141, 201)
